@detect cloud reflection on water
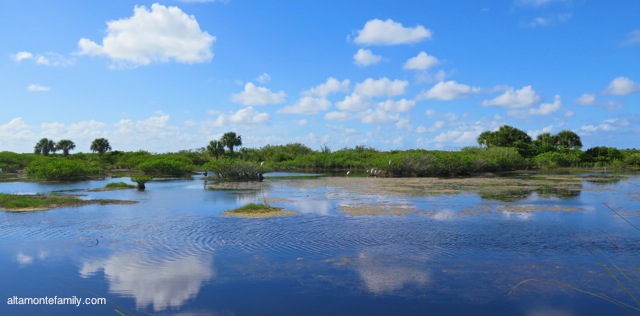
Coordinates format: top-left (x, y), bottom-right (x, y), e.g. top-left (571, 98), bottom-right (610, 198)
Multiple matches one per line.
top-left (80, 252), bottom-right (214, 312)
top-left (353, 249), bottom-right (430, 295)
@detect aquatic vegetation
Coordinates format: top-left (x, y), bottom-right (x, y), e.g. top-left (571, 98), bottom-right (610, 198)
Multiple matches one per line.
top-left (0, 193), bottom-right (136, 212)
top-left (106, 182), bottom-right (136, 189)
top-left (224, 202), bottom-right (296, 218)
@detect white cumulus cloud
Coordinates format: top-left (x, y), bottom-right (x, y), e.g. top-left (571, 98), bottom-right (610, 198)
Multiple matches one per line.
top-left (302, 78), bottom-right (350, 97)
top-left (231, 82), bottom-right (286, 106)
top-left (325, 111), bottom-right (351, 121)
top-left (574, 93), bottom-right (596, 105)
top-left (77, 3), bottom-right (215, 66)
top-left (603, 76), bottom-right (640, 95)
top-left (354, 77), bottom-right (408, 98)
top-left (255, 73), bottom-right (271, 84)
top-left (210, 107), bottom-right (270, 126)
top-left (421, 81), bottom-right (480, 100)
top-left (508, 95), bottom-right (562, 117)
top-left (13, 51), bottom-right (33, 62)
top-left (378, 99), bottom-right (415, 112)
top-left (354, 19), bottom-right (432, 45)
top-left (27, 84), bottom-right (51, 92)
top-left (353, 48), bottom-right (382, 67)
top-left (278, 97), bottom-right (331, 115)
top-left (482, 85), bottom-right (541, 108)
top-left (403, 51), bottom-right (439, 71)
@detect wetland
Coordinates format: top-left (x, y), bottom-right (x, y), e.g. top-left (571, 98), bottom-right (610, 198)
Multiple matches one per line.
top-left (1, 172), bottom-right (639, 315)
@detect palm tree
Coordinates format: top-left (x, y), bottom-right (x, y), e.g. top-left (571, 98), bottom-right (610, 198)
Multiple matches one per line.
top-left (207, 140), bottom-right (225, 159)
top-left (534, 133), bottom-right (558, 153)
top-left (56, 139), bottom-right (76, 156)
top-left (221, 132), bottom-right (242, 155)
top-left (90, 138), bottom-right (112, 154)
top-left (34, 138), bottom-right (56, 156)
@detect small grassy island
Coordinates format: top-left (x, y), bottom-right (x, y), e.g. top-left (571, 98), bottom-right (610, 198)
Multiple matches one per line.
top-left (88, 181), bottom-right (137, 192)
top-left (224, 203), bottom-right (297, 218)
top-left (0, 193), bottom-right (137, 212)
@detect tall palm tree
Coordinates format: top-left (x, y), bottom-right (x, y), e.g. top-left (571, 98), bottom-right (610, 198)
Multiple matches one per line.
top-left (90, 138), bottom-right (112, 154)
top-left (56, 139), bottom-right (76, 156)
top-left (221, 132), bottom-right (242, 155)
top-left (34, 138), bottom-right (56, 156)
top-left (207, 140), bottom-right (225, 159)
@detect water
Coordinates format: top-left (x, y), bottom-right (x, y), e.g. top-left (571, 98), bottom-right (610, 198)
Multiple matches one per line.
top-left (1, 175), bottom-right (639, 315)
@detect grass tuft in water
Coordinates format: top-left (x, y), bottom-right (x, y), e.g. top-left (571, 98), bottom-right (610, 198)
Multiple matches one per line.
top-left (105, 182), bottom-right (136, 189)
top-left (224, 202), bottom-right (296, 218)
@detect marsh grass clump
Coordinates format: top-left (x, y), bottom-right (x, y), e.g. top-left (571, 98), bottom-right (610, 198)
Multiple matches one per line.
top-left (105, 182), bottom-right (136, 189)
top-left (0, 193), bottom-right (137, 212)
top-left (224, 202), bottom-right (296, 218)
top-left (0, 193), bottom-right (79, 210)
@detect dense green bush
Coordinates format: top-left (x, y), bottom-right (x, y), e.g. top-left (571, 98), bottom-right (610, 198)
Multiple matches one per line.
top-left (582, 146), bottom-right (623, 166)
top-left (136, 155), bottom-right (194, 176)
top-left (624, 153), bottom-right (640, 168)
top-left (0, 151), bottom-right (36, 172)
top-left (26, 157), bottom-right (102, 180)
top-left (203, 159), bottom-right (269, 181)
top-left (533, 151), bottom-right (581, 169)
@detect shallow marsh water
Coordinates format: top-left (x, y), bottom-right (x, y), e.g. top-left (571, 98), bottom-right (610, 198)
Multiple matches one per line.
top-left (1, 174), bottom-right (639, 315)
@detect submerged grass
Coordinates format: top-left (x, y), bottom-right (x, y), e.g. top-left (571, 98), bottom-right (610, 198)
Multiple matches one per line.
top-left (224, 202), bottom-right (296, 218)
top-left (0, 193), bottom-right (137, 212)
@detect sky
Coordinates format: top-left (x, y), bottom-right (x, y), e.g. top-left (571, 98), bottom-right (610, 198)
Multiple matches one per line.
top-left (1, 0), bottom-right (639, 153)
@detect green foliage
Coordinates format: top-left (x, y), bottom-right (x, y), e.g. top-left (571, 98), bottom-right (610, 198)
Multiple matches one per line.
top-left (583, 146), bottom-right (623, 166)
top-left (624, 153), bottom-right (640, 168)
top-left (105, 182), bottom-right (136, 189)
top-left (136, 155), bottom-right (194, 176)
top-left (207, 140), bottom-right (225, 159)
top-left (533, 151), bottom-right (581, 169)
top-left (55, 139), bottom-right (76, 156)
top-left (34, 138), bottom-right (56, 156)
top-left (0, 152), bottom-right (36, 172)
top-left (130, 176), bottom-right (153, 190)
top-left (0, 193), bottom-right (79, 210)
top-left (203, 159), bottom-right (267, 181)
top-left (221, 132), bottom-right (242, 155)
top-left (90, 138), bottom-right (112, 154)
top-left (26, 157), bottom-right (102, 180)
top-left (477, 125), bottom-right (534, 157)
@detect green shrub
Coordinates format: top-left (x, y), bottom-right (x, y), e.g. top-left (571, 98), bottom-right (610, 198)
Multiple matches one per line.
top-left (533, 151), bottom-right (581, 169)
top-left (203, 159), bottom-right (268, 181)
top-left (136, 155), bottom-right (194, 176)
top-left (26, 157), bottom-right (102, 180)
top-left (0, 152), bottom-right (36, 172)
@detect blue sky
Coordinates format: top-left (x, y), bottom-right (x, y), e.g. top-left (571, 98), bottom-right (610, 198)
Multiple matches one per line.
top-left (1, 0), bottom-right (639, 153)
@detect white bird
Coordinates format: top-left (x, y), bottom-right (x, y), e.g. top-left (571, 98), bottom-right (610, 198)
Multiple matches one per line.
top-left (388, 160), bottom-right (391, 165)
top-left (346, 171), bottom-right (350, 176)
top-left (260, 161), bottom-right (265, 166)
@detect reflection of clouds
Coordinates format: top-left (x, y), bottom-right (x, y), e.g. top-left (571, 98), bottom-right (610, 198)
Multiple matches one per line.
top-left (80, 252), bottom-right (214, 312)
top-left (501, 211), bottom-right (533, 221)
top-left (15, 249), bottom-right (49, 266)
top-left (16, 252), bottom-right (33, 265)
top-left (355, 251), bottom-right (430, 294)
top-left (293, 198), bottom-right (332, 215)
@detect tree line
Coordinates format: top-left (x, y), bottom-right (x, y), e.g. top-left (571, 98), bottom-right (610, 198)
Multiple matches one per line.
top-left (33, 138), bottom-right (112, 156)
top-left (2, 126), bottom-right (638, 181)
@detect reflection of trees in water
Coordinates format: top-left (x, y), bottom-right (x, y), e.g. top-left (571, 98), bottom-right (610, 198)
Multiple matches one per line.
top-left (80, 252), bottom-right (214, 312)
top-left (479, 184), bottom-right (582, 202)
